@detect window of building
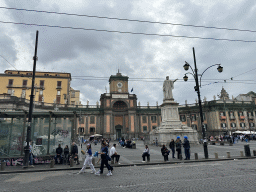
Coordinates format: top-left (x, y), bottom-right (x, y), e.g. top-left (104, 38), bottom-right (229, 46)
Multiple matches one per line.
top-left (152, 126), bottom-right (157, 129)
top-left (238, 112), bottom-right (243, 117)
top-left (143, 126), bottom-right (147, 132)
top-left (79, 127), bottom-right (84, 133)
top-left (230, 123), bottom-right (236, 128)
top-left (63, 94), bottom-right (66, 99)
top-left (249, 122), bottom-right (255, 127)
top-left (7, 72), bottom-right (12, 74)
top-left (40, 80), bottom-right (44, 88)
top-left (180, 115), bottom-right (186, 122)
top-left (71, 91), bottom-right (76, 98)
top-left (56, 95), bottom-right (61, 104)
top-left (151, 116), bottom-right (156, 123)
top-left (26, 72), bottom-right (32, 75)
top-left (71, 101), bottom-right (75, 105)
top-left (57, 90), bottom-right (61, 95)
top-left (192, 124), bottom-right (197, 130)
top-left (203, 113), bottom-right (206, 120)
top-left (79, 116), bottom-right (84, 124)
top-left (90, 127), bottom-right (95, 134)
top-left (39, 90), bottom-right (43, 95)
top-left (220, 112), bottom-right (226, 116)
top-left (21, 89), bottom-right (26, 98)
top-left (90, 116), bottom-right (95, 124)
top-left (142, 116), bottom-right (147, 123)
top-left (191, 114), bottom-right (196, 121)
top-left (8, 79), bottom-right (13, 86)
top-left (248, 112), bottom-right (254, 117)
top-left (22, 80), bottom-right (27, 87)
top-left (240, 122), bottom-right (245, 128)
top-left (7, 89), bottom-right (12, 94)
top-left (221, 123), bottom-right (227, 128)
top-left (57, 81), bottom-right (62, 88)
top-left (44, 74), bottom-right (49, 76)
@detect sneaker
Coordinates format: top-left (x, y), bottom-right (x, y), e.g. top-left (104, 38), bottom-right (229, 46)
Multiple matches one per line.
top-left (91, 171), bottom-right (96, 174)
top-left (106, 171), bottom-right (112, 176)
top-left (142, 161), bottom-right (146, 163)
top-left (95, 171), bottom-right (101, 176)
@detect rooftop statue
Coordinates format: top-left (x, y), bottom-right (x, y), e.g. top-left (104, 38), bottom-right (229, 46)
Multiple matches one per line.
top-left (163, 76), bottom-right (178, 100)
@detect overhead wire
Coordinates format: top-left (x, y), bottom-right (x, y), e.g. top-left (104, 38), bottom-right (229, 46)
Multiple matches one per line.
top-left (0, 21), bottom-right (255, 43)
top-left (1, 6), bottom-right (256, 34)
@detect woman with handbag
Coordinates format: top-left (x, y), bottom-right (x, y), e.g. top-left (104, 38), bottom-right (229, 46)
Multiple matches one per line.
top-left (78, 144), bottom-right (96, 174)
top-left (161, 145), bottom-right (169, 162)
top-left (95, 142), bottom-right (113, 176)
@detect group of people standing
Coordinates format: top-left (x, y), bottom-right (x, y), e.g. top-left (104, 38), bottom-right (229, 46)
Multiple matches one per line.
top-left (169, 136), bottom-right (190, 160)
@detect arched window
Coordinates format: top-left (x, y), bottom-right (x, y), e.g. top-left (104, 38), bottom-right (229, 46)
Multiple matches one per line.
top-left (113, 101), bottom-right (128, 110)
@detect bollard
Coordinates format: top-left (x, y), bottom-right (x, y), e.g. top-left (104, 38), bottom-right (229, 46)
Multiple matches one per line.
top-left (50, 160), bottom-right (54, 168)
top-left (1, 160), bottom-right (5, 171)
top-left (92, 158), bottom-right (95, 166)
top-left (215, 153), bottom-right (218, 159)
top-left (70, 158), bottom-right (74, 167)
top-left (240, 151), bottom-right (244, 157)
top-left (147, 156), bottom-right (150, 162)
top-left (253, 150), bottom-right (256, 156)
top-left (194, 153), bottom-right (198, 160)
top-left (244, 145), bottom-right (251, 157)
top-left (227, 152), bottom-right (231, 158)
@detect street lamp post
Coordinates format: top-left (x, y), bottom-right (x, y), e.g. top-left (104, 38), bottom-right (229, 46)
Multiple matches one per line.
top-left (183, 47), bottom-right (223, 159)
top-left (23, 31), bottom-right (39, 167)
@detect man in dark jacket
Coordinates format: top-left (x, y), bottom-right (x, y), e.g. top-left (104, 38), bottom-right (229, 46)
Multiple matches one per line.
top-left (71, 142), bottom-right (80, 165)
top-left (55, 144), bottom-right (63, 164)
top-left (183, 136), bottom-right (190, 160)
top-left (169, 139), bottom-right (175, 158)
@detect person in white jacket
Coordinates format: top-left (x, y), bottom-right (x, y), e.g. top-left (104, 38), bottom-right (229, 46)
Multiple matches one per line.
top-left (109, 144), bottom-right (120, 164)
top-left (78, 144), bottom-right (96, 174)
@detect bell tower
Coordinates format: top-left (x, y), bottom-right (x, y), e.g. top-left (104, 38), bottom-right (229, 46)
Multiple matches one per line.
top-left (109, 71), bottom-right (128, 93)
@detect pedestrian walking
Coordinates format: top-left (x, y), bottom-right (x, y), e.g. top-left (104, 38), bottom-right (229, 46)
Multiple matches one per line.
top-left (175, 136), bottom-right (182, 159)
top-left (182, 136), bottom-right (190, 160)
top-left (155, 138), bottom-right (158, 147)
top-left (78, 144), bottom-right (96, 174)
top-left (161, 145), bottom-right (169, 162)
top-left (109, 144), bottom-right (120, 164)
top-left (169, 139), bottom-right (175, 158)
top-left (142, 145), bottom-right (150, 162)
top-left (95, 142), bottom-right (113, 176)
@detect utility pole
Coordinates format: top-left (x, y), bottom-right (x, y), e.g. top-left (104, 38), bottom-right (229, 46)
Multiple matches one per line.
top-left (23, 31), bottom-right (39, 168)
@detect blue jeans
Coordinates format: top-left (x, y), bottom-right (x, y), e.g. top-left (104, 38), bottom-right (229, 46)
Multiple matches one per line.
top-left (29, 154), bottom-right (33, 165)
top-left (171, 148), bottom-right (175, 158)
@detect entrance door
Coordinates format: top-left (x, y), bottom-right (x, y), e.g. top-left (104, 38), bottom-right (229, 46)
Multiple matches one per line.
top-left (115, 125), bottom-right (122, 139)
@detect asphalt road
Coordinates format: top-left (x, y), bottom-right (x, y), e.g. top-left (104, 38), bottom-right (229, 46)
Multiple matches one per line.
top-left (1, 158), bottom-right (256, 192)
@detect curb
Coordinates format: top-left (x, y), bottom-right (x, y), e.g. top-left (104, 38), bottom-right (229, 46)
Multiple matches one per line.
top-left (1, 156), bottom-right (256, 174)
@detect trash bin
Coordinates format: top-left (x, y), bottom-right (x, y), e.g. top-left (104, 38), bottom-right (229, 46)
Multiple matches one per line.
top-left (244, 145), bottom-right (251, 157)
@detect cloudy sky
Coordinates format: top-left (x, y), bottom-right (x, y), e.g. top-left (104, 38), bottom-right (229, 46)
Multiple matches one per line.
top-left (0, 0), bottom-right (256, 106)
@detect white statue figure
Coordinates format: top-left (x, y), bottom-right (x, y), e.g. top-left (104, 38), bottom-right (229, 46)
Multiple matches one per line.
top-left (87, 100), bottom-right (89, 105)
top-left (156, 101), bottom-right (158, 106)
top-left (138, 101), bottom-right (140, 106)
top-left (147, 102), bottom-right (149, 106)
top-left (163, 76), bottom-right (178, 100)
top-left (185, 100), bottom-right (187, 105)
top-left (213, 95), bottom-right (216, 100)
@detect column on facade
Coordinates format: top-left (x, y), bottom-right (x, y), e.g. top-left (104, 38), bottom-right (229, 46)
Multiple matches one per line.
top-left (226, 110), bottom-right (230, 130)
top-left (234, 111), bottom-right (239, 130)
top-left (244, 110), bottom-right (249, 129)
top-left (47, 113), bottom-right (52, 155)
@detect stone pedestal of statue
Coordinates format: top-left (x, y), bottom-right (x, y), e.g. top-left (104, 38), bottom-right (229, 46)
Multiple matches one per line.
top-left (150, 76), bottom-right (199, 145)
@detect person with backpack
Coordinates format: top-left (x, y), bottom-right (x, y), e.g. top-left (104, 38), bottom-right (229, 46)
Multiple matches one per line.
top-left (183, 136), bottom-right (190, 160)
top-left (175, 136), bottom-right (182, 159)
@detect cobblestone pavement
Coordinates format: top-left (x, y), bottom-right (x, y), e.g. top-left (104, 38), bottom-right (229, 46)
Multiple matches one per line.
top-left (1, 159), bottom-right (256, 192)
top-left (1, 140), bottom-right (256, 173)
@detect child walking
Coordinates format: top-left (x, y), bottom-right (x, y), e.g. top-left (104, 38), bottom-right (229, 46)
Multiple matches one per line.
top-left (78, 144), bottom-right (96, 174)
